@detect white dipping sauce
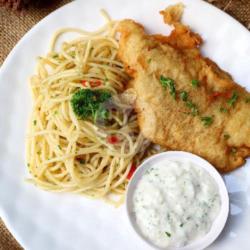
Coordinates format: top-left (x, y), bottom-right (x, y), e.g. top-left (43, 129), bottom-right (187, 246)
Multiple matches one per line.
top-left (133, 159), bottom-right (221, 248)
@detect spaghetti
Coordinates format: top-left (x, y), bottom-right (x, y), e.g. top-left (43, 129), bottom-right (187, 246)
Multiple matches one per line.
top-left (26, 10), bottom-right (161, 205)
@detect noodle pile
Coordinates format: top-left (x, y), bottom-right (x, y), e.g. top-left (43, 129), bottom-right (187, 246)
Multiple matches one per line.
top-left (26, 11), bottom-right (161, 205)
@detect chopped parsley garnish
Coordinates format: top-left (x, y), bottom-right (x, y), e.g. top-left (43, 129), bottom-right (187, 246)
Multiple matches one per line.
top-left (227, 91), bottom-right (238, 107)
top-left (180, 91), bottom-right (188, 101)
top-left (224, 134), bottom-right (230, 140)
top-left (79, 159), bottom-right (85, 164)
top-left (159, 75), bottom-right (176, 99)
top-left (179, 91), bottom-right (198, 115)
top-left (180, 223), bottom-right (184, 227)
top-left (58, 145), bottom-right (62, 150)
top-left (54, 110), bottom-right (58, 115)
top-left (33, 120), bottom-right (37, 126)
top-left (95, 106), bottom-right (109, 121)
top-left (71, 89), bottom-right (111, 122)
top-left (147, 58), bottom-right (152, 64)
top-left (167, 214), bottom-right (171, 220)
top-left (201, 116), bottom-right (213, 127)
top-left (186, 100), bottom-right (198, 116)
top-left (219, 107), bottom-right (228, 113)
top-left (165, 232), bottom-right (171, 237)
top-left (191, 79), bottom-right (199, 88)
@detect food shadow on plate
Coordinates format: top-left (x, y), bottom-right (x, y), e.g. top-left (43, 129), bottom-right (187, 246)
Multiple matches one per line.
top-left (213, 173), bottom-right (249, 245)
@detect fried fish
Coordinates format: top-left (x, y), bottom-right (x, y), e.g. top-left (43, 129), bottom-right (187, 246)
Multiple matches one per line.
top-left (117, 4), bottom-right (250, 172)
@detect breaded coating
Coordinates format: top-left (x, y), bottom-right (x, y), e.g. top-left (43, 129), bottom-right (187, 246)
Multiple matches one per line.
top-left (117, 4), bottom-right (250, 172)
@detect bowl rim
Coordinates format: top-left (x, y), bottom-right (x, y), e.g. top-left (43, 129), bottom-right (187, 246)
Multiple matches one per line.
top-left (125, 151), bottom-right (229, 250)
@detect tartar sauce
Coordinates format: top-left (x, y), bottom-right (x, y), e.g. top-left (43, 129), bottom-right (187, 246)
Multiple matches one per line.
top-left (133, 159), bottom-right (221, 248)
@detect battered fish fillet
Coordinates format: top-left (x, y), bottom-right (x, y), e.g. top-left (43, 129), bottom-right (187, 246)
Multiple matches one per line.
top-left (117, 4), bottom-right (250, 172)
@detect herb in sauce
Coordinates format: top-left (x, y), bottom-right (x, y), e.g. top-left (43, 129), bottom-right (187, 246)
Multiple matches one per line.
top-left (147, 58), bottom-right (152, 64)
top-left (79, 159), bottom-right (85, 164)
top-left (224, 134), bottom-right (230, 140)
top-left (201, 116), bottom-right (213, 127)
top-left (165, 232), bottom-right (171, 237)
top-left (227, 91), bottom-right (238, 107)
top-left (180, 91), bottom-right (188, 101)
top-left (191, 79), bottom-right (199, 88)
top-left (58, 145), bottom-right (62, 150)
top-left (33, 120), bottom-right (37, 126)
top-left (133, 161), bottom-right (221, 248)
top-left (160, 75), bottom-right (176, 99)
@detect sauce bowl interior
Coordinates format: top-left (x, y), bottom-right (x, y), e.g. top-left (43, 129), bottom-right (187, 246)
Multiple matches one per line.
top-left (126, 151), bottom-right (229, 250)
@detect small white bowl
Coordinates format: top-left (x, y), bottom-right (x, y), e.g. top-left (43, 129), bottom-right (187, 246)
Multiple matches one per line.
top-left (126, 151), bottom-right (229, 250)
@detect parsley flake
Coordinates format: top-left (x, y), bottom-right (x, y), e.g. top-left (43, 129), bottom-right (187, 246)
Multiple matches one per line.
top-left (159, 75), bottom-right (176, 99)
top-left (180, 91), bottom-right (188, 101)
top-left (219, 107), bottom-right (228, 113)
top-left (227, 91), bottom-right (238, 107)
top-left (191, 79), bottom-right (199, 88)
top-left (201, 116), bottom-right (213, 127)
top-left (186, 101), bottom-right (198, 116)
top-left (165, 232), bottom-right (171, 237)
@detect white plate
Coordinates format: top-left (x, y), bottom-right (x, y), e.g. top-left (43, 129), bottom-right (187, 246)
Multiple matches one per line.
top-left (0, 0), bottom-right (249, 250)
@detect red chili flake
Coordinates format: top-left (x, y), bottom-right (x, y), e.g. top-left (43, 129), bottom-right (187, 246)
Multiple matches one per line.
top-left (90, 80), bottom-right (102, 87)
top-left (210, 91), bottom-right (232, 102)
top-left (81, 80), bottom-right (87, 86)
top-left (81, 80), bottom-right (102, 88)
top-left (127, 163), bottom-right (136, 180)
top-left (107, 135), bottom-right (119, 144)
top-left (224, 91), bottom-right (232, 99)
top-left (211, 92), bottom-right (222, 98)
